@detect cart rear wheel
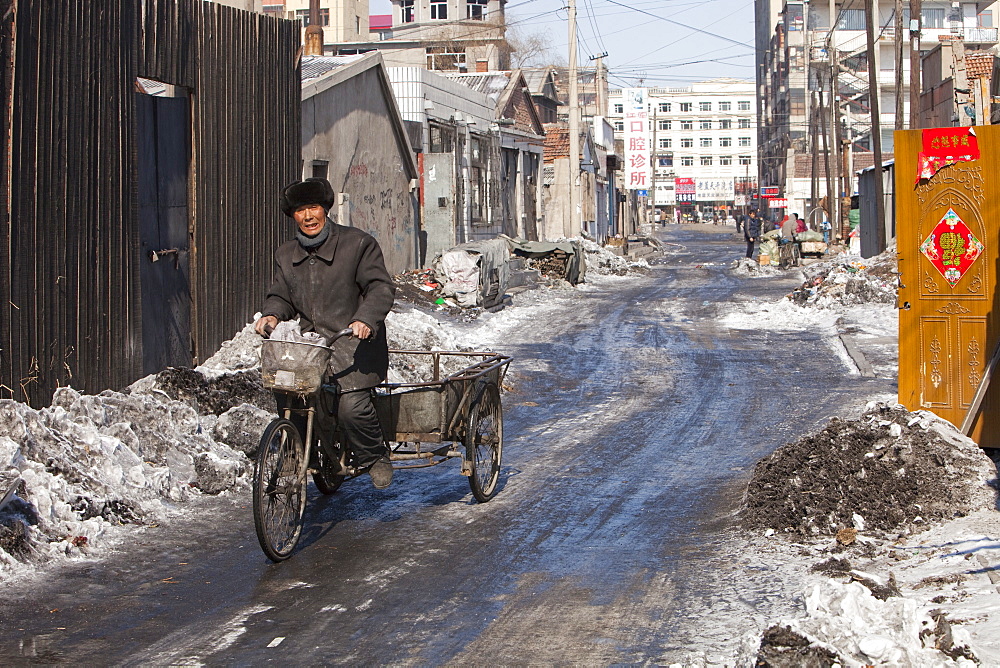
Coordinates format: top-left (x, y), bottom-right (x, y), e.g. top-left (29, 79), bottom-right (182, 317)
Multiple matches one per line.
top-left (466, 383), bottom-right (503, 502)
top-left (253, 418), bottom-right (307, 562)
top-left (313, 440), bottom-right (346, 495)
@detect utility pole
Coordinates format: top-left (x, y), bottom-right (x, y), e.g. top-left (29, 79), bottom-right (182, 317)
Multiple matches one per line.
top-left (304, 0), bottom-right (323, 56)
top-left (866, 0), bottom-right (886, 251)
top-left (651, 104), bottom-right (657, 219)
top-left (895, 0), bottom-right (905, 129)
top-left (568, 0), bottom-right (581, 237)
top-left (590, 53), bottom-right (609, 117)
top-left (909, 0), bottom-right (922, 127)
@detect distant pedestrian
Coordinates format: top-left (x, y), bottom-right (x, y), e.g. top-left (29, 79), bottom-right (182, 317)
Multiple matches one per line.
top-left (744, 210), bottom-right (761, 259)
top-left (735, 211), bottom-right (744, 234)
top-left (794, 212), bottom-right (807, 235)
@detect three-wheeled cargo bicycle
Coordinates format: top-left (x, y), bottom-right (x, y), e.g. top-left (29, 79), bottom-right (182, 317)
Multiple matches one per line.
top-left (252, 329), bottom-right (512, 562)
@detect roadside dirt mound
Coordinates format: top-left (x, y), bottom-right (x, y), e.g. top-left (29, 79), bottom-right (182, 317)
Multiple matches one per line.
top-left (789, 249), bottom-right (897, 306)
top-left (152, 367), bottom-right (275, 416)
top-left (742, 403), bottom-right (996, 536)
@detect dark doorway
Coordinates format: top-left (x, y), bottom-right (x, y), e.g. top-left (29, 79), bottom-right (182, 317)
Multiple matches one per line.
top-left (136, 89), bottom-right (192, 375)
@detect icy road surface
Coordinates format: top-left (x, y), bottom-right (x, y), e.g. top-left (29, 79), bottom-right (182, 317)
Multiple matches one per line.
top-left (0, 225), bottom-right (897, 664)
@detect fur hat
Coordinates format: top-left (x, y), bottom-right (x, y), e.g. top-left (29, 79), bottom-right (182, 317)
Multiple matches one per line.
top-left (280, 178), bottom-right (335, 217)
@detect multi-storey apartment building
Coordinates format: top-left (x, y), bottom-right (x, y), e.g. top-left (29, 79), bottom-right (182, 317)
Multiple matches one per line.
top-left (608, 80), bottom-right (758, 218)
top-left (327, 0), bottom-right (509, 71)
top-left (756, 0), bottom-right (999, 216)
top-left (261, 1), bottom-right (372, 45)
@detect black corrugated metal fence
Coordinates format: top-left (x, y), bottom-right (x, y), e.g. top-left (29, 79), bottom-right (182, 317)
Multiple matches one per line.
top-left (0, 0), bottom-right (300, 406)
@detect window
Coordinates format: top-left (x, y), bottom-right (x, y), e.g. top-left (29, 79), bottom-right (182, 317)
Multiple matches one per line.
top-left (979, 10), bottom-right (993, 27)
top-left (311, 160), bottom-right (329, 180)
top-left (739, 136), bottom-right (751, 146)
top-left (614, 103), bottom-right (623, 114)
top-left (426, 46), bottom-right (467, 70)
top-left (739, 155), bottom-right (752, 165)
top-left (296, 8), bottom-right (330, 26)
top-left (429, 124), bottom-right (455, 153)
top-left (738, 118), bottom-right (751, 129)
top-left (680, 120), bottom-right (693, 130)
top-left (701, 156), bottom-right (713, 166)
top-left (680, 138), bottom-right (694, 148)
top-left (700, 119), bottom-right (712, 130)
top-left (401, 0), bottom-right (415, 22)
top-left (658, 120), bottom-right (671, 130)
top-left (658, 102), bottom-right (671, 113)
top-left (719, 101), bottom-right (731, 111)
top-left (738, 100), bottom-right (751, 111)
top-left (679, 102), bottom-right (692, 112)
top-left (660, 138), bottom-right (672, 148)
top-left (431, 0), bottom-right (448, 20)
top-left (614, 121), bottom-right (624, 132)
top-left (720, 156), bottom-right (732, 166)
top-left (699, 101), bottom-right (712, 112)
top-left (659, 155), bottom-right (673, 167)
top-left (468, 0), bottom-right (488, 19)
top-left (470, 167), bottom-right (484, 221)
top-left (263, 5), bottom-right (284, 18)
top-left (681, 156), bottom-right (694, 166)
top-left (922, 8), bottom-right (945, 27)
top-left (720, 137), bottom-right (732, 147)
top-left (700, 137), bottom-right (712, 147)
top-left (837, 8), bottom-right (865, 29)
top-left (719, 119), bottom-right (732, 129)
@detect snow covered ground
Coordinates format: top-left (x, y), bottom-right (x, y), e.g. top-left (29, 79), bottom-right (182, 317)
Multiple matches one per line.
top-left (0, 242), bottom-right (648, 585)
top-left (2, 239), bottom-right (998, 665)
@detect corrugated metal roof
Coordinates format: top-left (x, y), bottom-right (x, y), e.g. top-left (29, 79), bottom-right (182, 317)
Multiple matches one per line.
top-left (300, 54), bottom-right (368, 84)
top-left (522, 68), bottom-right (553, 95)
top-left (136, 77), bottom-right (167, 96)
top-left (446, 71), bottom-right (510, 101)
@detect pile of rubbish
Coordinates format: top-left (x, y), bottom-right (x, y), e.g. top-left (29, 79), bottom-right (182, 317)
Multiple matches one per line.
top-left (742, 402), bottom-right (996, 537)
top-left (730, 257), bottom-right (783, 277)
top-left (788, 248), bottom-right (898, 306)
top-left (583, 238), bottom-right (650, 276)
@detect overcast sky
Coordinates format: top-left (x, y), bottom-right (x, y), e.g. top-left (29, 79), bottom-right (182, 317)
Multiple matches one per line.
top-left (369, 0), bottom-right (756, 88)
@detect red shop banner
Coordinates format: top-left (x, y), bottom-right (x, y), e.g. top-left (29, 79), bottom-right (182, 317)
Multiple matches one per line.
top-left (916, 127), bottom-right (980, 182)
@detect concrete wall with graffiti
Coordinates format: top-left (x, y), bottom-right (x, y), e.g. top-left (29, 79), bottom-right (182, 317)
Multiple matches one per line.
top-left (301, 54), bottom-right (420, 275)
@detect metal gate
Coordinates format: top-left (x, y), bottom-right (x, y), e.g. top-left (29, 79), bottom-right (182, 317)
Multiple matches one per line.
top-left (137, 92), bottom-right (191, 374)
top-left (895, 126), bottom-right (1000, 445)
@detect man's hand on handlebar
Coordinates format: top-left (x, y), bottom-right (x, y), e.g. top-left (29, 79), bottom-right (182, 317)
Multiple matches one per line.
top-left (255, 315), bottom-right (278, 337)
top-left (349, 321), bottom-right (371, 340)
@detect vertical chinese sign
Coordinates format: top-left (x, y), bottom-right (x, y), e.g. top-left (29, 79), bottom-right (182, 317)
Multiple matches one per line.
top-left (623, 88), bottom-right (650, 191)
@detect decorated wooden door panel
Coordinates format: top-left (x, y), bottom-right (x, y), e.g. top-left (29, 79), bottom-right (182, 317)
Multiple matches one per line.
top-left (896, 125), bottom-right (1000, 446)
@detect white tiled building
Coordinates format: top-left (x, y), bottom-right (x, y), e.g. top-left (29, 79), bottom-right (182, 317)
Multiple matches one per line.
top-left (609, 79), bottom-right (757, 217)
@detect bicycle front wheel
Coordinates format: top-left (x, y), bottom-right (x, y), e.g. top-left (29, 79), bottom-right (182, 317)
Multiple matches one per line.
top-left (253, 418), bottom-right (307, 562)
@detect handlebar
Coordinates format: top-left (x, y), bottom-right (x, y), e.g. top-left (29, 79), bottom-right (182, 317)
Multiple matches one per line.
top-left (261, 324), bottom-right (355, 345)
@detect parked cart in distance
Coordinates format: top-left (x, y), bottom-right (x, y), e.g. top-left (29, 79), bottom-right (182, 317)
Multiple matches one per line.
top-left (252, 330), bottom-right (512, 562)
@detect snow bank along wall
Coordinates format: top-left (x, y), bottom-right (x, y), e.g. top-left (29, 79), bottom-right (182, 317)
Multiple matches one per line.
top-left (0, 0), bottom-right (300, 406)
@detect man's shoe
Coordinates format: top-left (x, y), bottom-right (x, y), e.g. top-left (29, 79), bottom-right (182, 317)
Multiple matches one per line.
top-left (368, 457), bottom-right (393, 490)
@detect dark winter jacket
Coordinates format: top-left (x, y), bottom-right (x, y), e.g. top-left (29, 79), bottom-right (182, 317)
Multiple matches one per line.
top-left (262, 221), bottom-right (396, 391)
top-left (744, 216), bottom-right (761, 241)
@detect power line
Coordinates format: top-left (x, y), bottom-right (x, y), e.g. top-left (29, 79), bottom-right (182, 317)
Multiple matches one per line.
top-left (598, 0), bottom-right (755, 50)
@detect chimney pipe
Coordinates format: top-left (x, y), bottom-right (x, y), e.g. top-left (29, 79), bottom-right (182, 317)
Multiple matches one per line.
top-left (304, 0), bottom-right (323, 56)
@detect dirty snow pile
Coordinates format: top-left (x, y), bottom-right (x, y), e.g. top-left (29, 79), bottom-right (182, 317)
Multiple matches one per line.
top-left (739, 402), bottom-right (999, 667)
top-left (580, 237), bottom-right (650, 276)
top-left (789, 247), bottom-right (898, 307)
top-left (0, 380), bottom-right (265, 579)
top-left (743, 402), bottom-right (995, 537)
top-left (0, 306), bottom-right (499, 579)
top-left (730, 257), bottom-right (784, 278)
